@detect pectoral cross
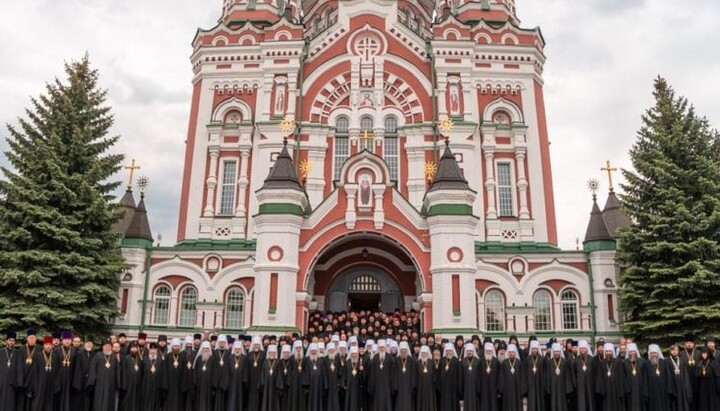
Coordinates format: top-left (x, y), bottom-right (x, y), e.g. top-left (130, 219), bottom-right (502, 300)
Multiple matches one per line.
top-left (124, 159), bottom-right (141, 191)
top-left (601, 160), bottom-right (618, 192)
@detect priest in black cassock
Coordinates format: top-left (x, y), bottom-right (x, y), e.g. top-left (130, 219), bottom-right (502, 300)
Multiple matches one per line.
top-left (645, 344), bottom-right (672, 411)
top-left (343, 345), bottom-right (364, 411)
top-left (30, 335), bottom-right (59, 411)
top-left (182, 336), bottom-right (196, 411)
top-left (260, 344), bottom-right (282, 411)
top-left (595, 343), bottom-right (629, 411)
top-left (666, 345), bottom-right (692, 411)
top-left (571, 340), bottom-right (595, 411)
top-left (140, 343), bottom-right (167, 411)
top-left (246, 336), bottom-right (266, 411)
top-left (522, 340), bottom-right (547, 411)
top-left (624, 343), bottom-right (648, 411)
top-left (226, 340), bottom-right (247, 411)
top-left (416, 346), bottom-right (435, 411)
top-left (479, 341), bottom-right (501, 411)
top-left (17, 328), bottom-right (38, 411)
top-left (681, 335), bottom-right (700, 410)
top-left (119, 342), bottom-right (143, 411)
top-left (304, 343), bottom-right (326, 411)
top-left (54, 330), bottom-right (76, 411)
top-left (460, 342), bottom-right (480, 411)
top-left (694, 347), bottom-right (720, 411)
top-left (368, 339), bottom-right (394, 411)
top-left (213, 335), bottom-right (232, 411)
top-left (546, 343), bottom-right (573, 411)
top-left (499, 344), bottom-right (522, 411)
top-left (72, 339), bottom-right (94, 411)
top-left (0, 332), bottom-right (17, 411)
top-left (325, 342), bottom-right (343, 411)
top-left (282, 340), bottom-right (307, 411)
top-left (193, 341), bottom-right (217, 411)
top-left (87, 338), bottom-right (120, 411)
top-left (165, 338), bottom-right (187, 411)
top-left (394, 341), bottom-right (416, 411)
top-left (438, 343), bottom-right (461, 411)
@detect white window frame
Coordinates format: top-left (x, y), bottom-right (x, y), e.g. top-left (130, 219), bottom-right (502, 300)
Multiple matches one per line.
top-left (561, 290), bottom-right (579, 330)
top-left (533, 289), bottom-right (553, 331)
top-left (217, 159), bottom-right (238, 216)
top-left (333, 116), bottom-right (350, 180)
top-left (225, 287), bottom-right (246, 329)
top-left (359, 115), bottom-right (374, 152)
top-left (178, 287), bottom-right (198, 327)
top-left (495, 161), bottom-right (516, 217)
top-left (485, 289), bottom-right (505, 332)
top-left (153, 285), bottom-right (171, 325)
top-left (383, 115), bottom-right (399, 182)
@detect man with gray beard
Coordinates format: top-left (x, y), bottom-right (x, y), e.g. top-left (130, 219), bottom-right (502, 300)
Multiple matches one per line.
top-left (87, 338), bottom-right (120, 411)
top-left (193, 341), bottom-right (216, 411)
top-left (140, 343), bottom-right (166, 410)
top-left (281, 340), bottom-right (306, 411)
top-left (646, 344), bottom-right (672, 411)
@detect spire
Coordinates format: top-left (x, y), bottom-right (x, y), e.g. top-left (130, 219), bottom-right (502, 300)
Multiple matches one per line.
top-left (262, 139), bottom-right (303, 190)
top-left (428, 140), bottom-right (470, 192)
top-left (125, 193), bottom-right (153, 242)
top-left (113, 189), bottom-right (136, 234)
top-left (583, 195), bottom-right (612, 243)
top-left (602, 191), bottom-right (631, 239)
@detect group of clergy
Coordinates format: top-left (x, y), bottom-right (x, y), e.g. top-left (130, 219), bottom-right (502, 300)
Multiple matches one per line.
top-left (2, 329), bottom-right (720, 411)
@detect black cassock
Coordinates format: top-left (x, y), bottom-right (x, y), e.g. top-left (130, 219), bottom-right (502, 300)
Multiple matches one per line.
top-left (226, 354), bottom-right (247, 411)
top-left (182, 349), bottom-right (196, 411)
top-left (16, 344), bottom-right (38, 411)
top-left (53, 346), bottom-right (76, 411)
top-left (546, 357), bottom-right (573, 411)
top-left (362, 353), bottom-right (373, 410)
top-left (305, 357), bottom-right (327, 411)
top-left (193, 355), bottom-right (217, 411)
top-left (282, 356), bottom-right (307, 411)
top-left (681, 350), bottom-right (700, 410)
top-left (260, 358), bottom-right (282, 411)
top-left (213, 349), bottom-right (231, 411)
top-left (30, 349), bottom-right (60, 411)
top-left (165, 351), bottom-right (188, 411)
top-left (119, 354), bottom-right (143, 411)
top-left (438, 357), bottom-right (461, 411)
top-left (87, 353), bottom-right (120, 411)
top-left (694, 359), bottom-right (720, 411)
top-left (646, 359), bottom-right (673, 411)
top-left (595, 358), bottom-right (629, 411)
top-left (460, 357), bottom-right (480, 411)
top-left (343, 359), bottom-right (364, 411)
top-left (479, 356), bottom-right (501, 411)
top-left (522, 354), bottom-right (547, 411)
top-left (499, 358), bottom-right (522, 411)
top-left (367, 354), bottom-right (393, 411)
top-left (570, 355), bottom-right (594, 411)
top-left (140, 357), bottom-right (167, 411)
top-left (667, 355), bottom-right (692, 411)
top-left (394, 355), bottom-right (416, 411)
top-left (246, 351), bottom-right (266, 411)
top-left (0, 346), bottom-right (18, 411)
top-left (326, 355), bottom-right (343, 411)
top-left (72, 349), bottom-right (94, 411)
top-left (624, 359), bottom-right (648, 411)
top-left (415, 359), bottom-right (435, 411)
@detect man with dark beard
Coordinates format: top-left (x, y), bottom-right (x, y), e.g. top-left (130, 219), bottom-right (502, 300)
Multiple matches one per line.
top-left (416, 345), bottom-right (435, 411)
top-left (546, 343), bottom-right (572, 411)
top-left (694, 347), bottom-right (720, 411)
top-left (595, 343), bottom-right (629, 411)
top-left (344, 345), bottom-right (365, 411)
top-left (499, 344), bottom-right (522, 411)
top-left (246, 336), bottom-right (266, 411)
top-left (165, 338), bottom-right (187, 411)
top-left (571, 340), bottom-right (595, 411)
top-left (0, 331), bottom-right (17, 411)
top-left (522, 339), bottom-right (547, 411)
top-left (72, 338), bottom-right (94, 411)
top-left (119, 341), bottom-right (142, 411)
top-left (667, 344), bottom-right (692, 411)
top-left (30, 335), bottom-right (59, 411)
top-left (624, 343), bottom-right (647, 411)
top-left (479, 341), bottom-right (501, 411)
top-left (645, 344), bottom-right (672, 411)
top-left (193, 341), bottom-right (216, 411)
top-left (87, 338), bottom-right (120, 411)
top-left (460, 342), bottom-right (480, 411)
top-left (213, 335), bottom-right (231, 411)
top-left (325, 342), bottom-right (343, 411)
top-left (260, 344), bottom-right (281, 411)
top-left (226, 340), bottom-right (247, 411)
top-left (17, 328), bottom-right (38, 411)
top-left (438, 343), bottom-right (461, 411)
top-left (140, 342), bottom-right (166, 410)
top-left (54, 330), bottom-right (76, 411)
top-left (394, 341), bottom-right (416, 411)
top-left (368, 339), bottom-right (393, 411)
top-left (681, 335), bottom-right (700, 410)
top-left (182, 335), bottom-right (196, 411)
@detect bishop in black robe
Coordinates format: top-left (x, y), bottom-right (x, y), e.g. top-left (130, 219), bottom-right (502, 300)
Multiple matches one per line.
top-left (499, 345), bottom-right (522, 411)
top-left (681, 340), bottom-right (700, 410)
top-left (30, 339), bottom-right (60, 411)
top-left (53, 340), bottom-right (77, 411)
top-left (595, 345), bottom-right (629, 411)
top-left (213, 339), bottom-right (232, 411)
top-left (546, 344), bottom-right (573, 411)
top-left (87, 342), bottom-right (120, 411)
top-left (246, 340), bottom-right (266, 411)
top-left (72, 342), bottom-right (95, 411)
top-left (645, 345), bottom-right (672, 411)
top-left (140, 347), bottom-right (167, 411)
top-left (325, 345), bottom-right (343, 411)
top-left (283, 348), bottom-right (307, 411)
top-left (367, 343), bottom-right (393, 411)
top-left (394, 343), bottom-right (416, 411)
top-left (119, 345), bottom-right (143, 411)
top-left (193, 342), bottom-right (217, 411)
top-left (479, 343), bottom-right (501, 411)
top-left (165, 341), bottom-right (188, 411)
top-left (667, 345), bottom-right (692, 411)
top-left (182, 343), bottom-right (196, 411)
top-left (570, 342), bottom-right (595, 411)
top-left (460, 344), bottom-right (481, 411)
top-left (521, 342), bottom-right (547, 411)
top-left (344, 347), bottom-right (365, 411)
top-left (623, 347), bottom-right (648, 411)
top-left (16, 335), bottom-right (39, 411)
top-left (416, 347), bottom-right (436, 411)
top-left (304, 344), bottom-right (327, 411)
top-left (438, 344), bottom-right (461, 411)
top-left (260, 346), bottom-right (282, 411)
top-left (694, 349), bottom-right (720, 411)
top-left (226, 343), bottom-right (247, 411)
top-left (0, 335), bottom-right (18, 411)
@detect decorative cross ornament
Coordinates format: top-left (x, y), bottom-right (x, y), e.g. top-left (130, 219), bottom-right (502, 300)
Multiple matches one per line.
top-left (124, 159), bottom-right (141, 191)
top-left (279, 116), bottom-right (295, 137)
top-left (600, 160), bottom-right (618, 192)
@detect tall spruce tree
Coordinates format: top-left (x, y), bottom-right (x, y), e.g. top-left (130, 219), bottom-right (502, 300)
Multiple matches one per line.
top-left (0, 56), bottom-right (126, 336)
top-left (618, 77), bottom-right (720, 341)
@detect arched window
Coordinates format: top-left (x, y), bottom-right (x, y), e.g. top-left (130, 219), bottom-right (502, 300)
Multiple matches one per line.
top-left (485, 290), bottom-right (505, 332)
top-left (178, 287), bottom-right (198, 327)
top-left (384, 116), bottom-right (399, 181)
top-left (153, 285), bottom-right (171, 325)
top-left (561, 290), bottom-right (579, 330)
top-left (349, 275), bottom-right (381, 292)
top-left (333, 116), bottom-right (350, 180)
top-left (359, 116), bottom-right (374, 152)
top-left (533, 290), bottom-right (552, 331)
top-left (225, 287), bottom-right (246, 329)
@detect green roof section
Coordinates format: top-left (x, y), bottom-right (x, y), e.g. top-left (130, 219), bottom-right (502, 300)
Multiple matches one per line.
top-left (583, 239), bottom-right (617, 252)
top-left (475, 241), bottom-right (561, 253)
top-left (161, 239), bottom-right (257, 251)
top-left (426, 204), bottom-right (474, 216)
top-left (258, 203), bottom-right (305, 216)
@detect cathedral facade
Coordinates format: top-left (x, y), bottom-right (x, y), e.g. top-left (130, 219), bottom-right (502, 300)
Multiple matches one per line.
top-left (113, 0), bottom-right (627, 340)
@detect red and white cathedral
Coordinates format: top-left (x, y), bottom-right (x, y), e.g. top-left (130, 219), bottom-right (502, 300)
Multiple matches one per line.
top-left (113, 0), bottom-right (628, 340)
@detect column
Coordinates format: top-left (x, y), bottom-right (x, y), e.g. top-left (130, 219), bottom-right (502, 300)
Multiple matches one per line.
top-left (203, 149), bottom-right (219, 216)
top-left (484, 150), bottom-right (497, 219)
top-left (515, 149), bottom-right (530, 219)
top-left (235, 150), bottom-right (251, 216)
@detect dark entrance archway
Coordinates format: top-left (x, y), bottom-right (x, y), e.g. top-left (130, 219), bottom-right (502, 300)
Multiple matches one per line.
top-left (326, 268), bottom-right (402, 313)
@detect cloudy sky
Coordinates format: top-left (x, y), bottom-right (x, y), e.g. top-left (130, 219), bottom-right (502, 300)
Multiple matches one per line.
top-left (1, 0), bottom-right (719, 249)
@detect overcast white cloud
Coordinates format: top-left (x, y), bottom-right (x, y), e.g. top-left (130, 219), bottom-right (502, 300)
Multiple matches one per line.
top-left (1, 0), bottom-right (718, 249)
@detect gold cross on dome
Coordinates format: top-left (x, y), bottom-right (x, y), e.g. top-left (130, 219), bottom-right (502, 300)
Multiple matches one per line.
top-left (124, 159), bottom-right (141, 191)
top-left (600, 160), bottom-right (618, 192)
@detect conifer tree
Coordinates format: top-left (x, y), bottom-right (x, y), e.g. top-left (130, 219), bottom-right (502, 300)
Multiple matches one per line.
top-left (618, 77), bottom-right (720, 340)
top-left (0, 55), bottom-right (126, 336)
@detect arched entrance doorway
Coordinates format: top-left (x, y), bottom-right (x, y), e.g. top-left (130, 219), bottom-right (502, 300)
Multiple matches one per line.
top-left (326, 267), bottom-right (402, 312)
